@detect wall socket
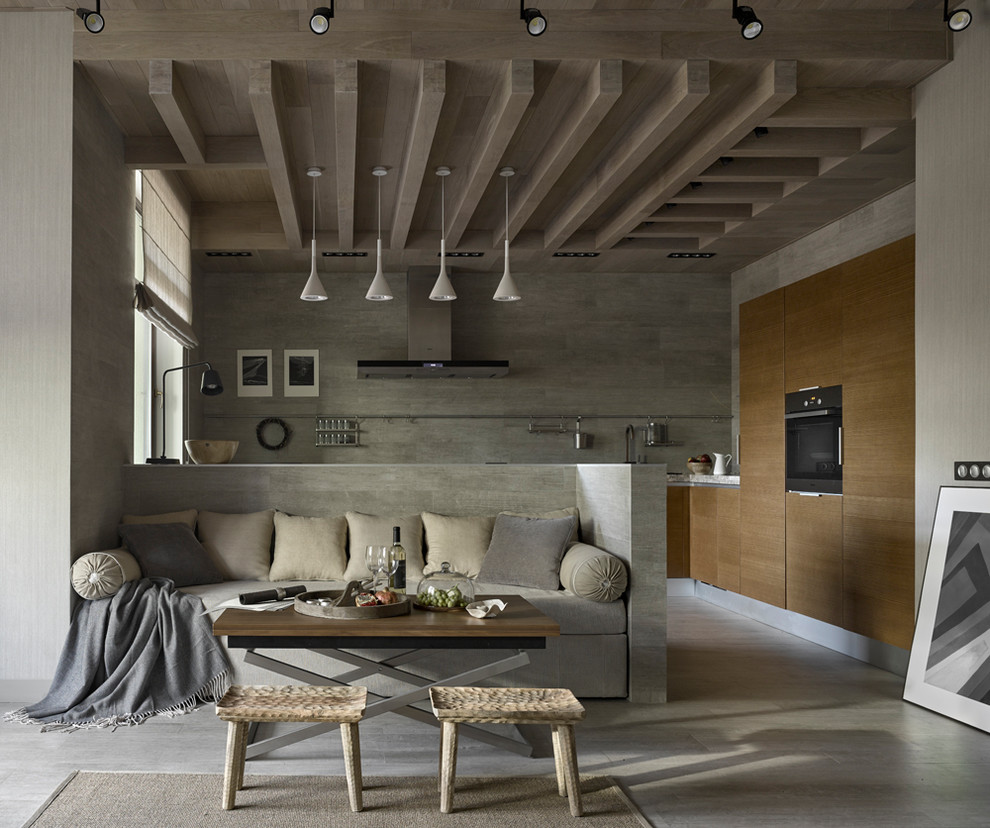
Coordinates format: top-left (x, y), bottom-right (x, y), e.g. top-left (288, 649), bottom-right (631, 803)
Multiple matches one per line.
top-left (954, 461), bottom-right (990, 480)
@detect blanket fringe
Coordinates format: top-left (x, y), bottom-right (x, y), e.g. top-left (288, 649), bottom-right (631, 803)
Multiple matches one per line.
top-left (2, 669), bottom-right (231, 734)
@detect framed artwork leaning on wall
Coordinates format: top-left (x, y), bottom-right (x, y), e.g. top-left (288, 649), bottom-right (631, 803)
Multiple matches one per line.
top-left (905, 486), bottom-right (990, 733)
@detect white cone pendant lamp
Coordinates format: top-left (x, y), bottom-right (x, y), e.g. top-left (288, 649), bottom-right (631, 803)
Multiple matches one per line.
top-left (300, 167), bottom-right (328, 301)
top-left (365, 166), bottom-right (393, 301)
top-left (494, 167), bottom-right (521, 301)
top-left (430, 166), bottom-right (456, 301)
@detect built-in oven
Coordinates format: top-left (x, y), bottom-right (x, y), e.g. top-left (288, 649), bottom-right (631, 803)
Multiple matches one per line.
top-left (785, 385), bottom-right (842, 494)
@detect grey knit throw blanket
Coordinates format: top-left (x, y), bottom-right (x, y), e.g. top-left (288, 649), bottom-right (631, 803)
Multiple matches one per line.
top-left (4, 577), bottom-right (230, 732)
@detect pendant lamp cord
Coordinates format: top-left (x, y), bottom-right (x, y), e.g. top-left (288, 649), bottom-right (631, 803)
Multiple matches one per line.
top-left (505, 174), bottom-right (509, 242)
top-left (312, 174), bottom-right (317, 248)
top-left (441, 174), bottom-right (446, 241)
top-left (377, 171), bottom-right (381, 241)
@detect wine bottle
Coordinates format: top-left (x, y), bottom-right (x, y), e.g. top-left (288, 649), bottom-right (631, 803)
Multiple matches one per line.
top-left (390, 525), bottom-right (406, 593)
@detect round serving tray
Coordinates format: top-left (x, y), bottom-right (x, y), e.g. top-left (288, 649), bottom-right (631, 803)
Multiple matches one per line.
top-left (295, 589), bottom-right (411, 620)
top-left (412, 602), bottom-right (466, 613)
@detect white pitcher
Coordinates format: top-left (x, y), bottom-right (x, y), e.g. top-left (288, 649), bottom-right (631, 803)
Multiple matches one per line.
top-left (713, 453), bottom-right (732, 475)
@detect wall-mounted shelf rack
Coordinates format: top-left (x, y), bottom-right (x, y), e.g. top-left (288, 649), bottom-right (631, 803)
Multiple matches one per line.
top-left (315, 417), bottom-right (360, 447)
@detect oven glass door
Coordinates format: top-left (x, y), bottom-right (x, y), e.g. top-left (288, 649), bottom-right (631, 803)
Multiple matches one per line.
top-left (785, 411), bottom-right (842, 493)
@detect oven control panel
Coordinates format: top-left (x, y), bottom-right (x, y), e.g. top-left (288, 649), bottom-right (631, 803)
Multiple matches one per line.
top-left (785, 384), bottom-right (842, 413)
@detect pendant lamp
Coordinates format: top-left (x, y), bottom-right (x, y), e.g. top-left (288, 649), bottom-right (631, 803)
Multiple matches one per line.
top-left (493, 167), bottom-right (521, 301)
top-left (300, 167), bottom-right (328, 301)
top-left (365, 166), bottom-right (393, 301)
top-left (430, 166), bottom-right (456, 301)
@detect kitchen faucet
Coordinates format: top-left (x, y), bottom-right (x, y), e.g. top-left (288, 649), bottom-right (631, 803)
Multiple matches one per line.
top-left (625, 424), bottom-right (635, 463)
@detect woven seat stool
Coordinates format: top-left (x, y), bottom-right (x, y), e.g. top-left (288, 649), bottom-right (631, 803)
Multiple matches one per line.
top-left (215, 684), bottom-right (367, 812)
top-left (429, 686), bottom-right (586, 816)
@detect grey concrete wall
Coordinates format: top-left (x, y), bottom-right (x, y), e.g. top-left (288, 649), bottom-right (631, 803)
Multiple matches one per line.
top-left (192, 269), bottom-right (733, 468)
top-left (0, 10), bottom-right (74, 696)
top-left (71, 67), bottom-right (134, 556)
top-left (914, 10), bottom-right (990, 601)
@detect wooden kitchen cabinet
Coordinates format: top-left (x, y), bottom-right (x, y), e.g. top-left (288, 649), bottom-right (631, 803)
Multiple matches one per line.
top-left (785, 492), bottom-right (843, 627)
top-left (666, 485), bottom-right (691, 578)
top-left (716, 488), bottom-right (740, 593)
top-left (689, 486), bottom-right (719, 585)
top-left (784, 268), bottom-right (843, 392)
top-left (739, 288), bottom-right (786, 608)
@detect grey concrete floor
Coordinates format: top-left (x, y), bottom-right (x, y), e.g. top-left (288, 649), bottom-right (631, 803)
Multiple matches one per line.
top-left (3, 595), bottom-right (990, 827)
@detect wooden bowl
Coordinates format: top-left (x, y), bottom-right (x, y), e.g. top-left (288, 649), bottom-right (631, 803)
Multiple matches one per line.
top-left (686, 461), bottom-right (713, 475)
top-left (184, 439), bottom-right (239, 464)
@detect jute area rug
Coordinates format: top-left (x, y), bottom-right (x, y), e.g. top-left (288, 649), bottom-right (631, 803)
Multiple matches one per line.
top-left (26, 772), bottom-right (651, 828)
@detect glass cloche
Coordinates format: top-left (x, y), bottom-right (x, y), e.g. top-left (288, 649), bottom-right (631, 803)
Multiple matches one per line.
top-left (415, 562), bottom-right (475, 610)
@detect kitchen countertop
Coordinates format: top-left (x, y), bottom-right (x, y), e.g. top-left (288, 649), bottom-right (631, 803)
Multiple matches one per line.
top-left (667, 472), bottom-right (740, 487)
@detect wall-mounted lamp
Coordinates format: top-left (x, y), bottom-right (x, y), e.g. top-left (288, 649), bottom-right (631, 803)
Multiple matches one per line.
top-left (310, 4), bottom-right (333, 34)
top-left (146, 362), bottom-right (223, 464)
top-left (76, 0), bottom-right (104, 33)
top-left (301, 167), bottom-right (329, 301)
top-left (521, 0), bottom-right (547, 36)
top-left (732, 0), bottom-right (763, 39)
top-left (944, 0), bottom-right (972, 31)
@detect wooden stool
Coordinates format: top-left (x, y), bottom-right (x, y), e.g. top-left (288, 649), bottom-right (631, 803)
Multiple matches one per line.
top-left (428, 686), bottom-right (586, 816)
top-left (215, 684), bottom-right (367, 812)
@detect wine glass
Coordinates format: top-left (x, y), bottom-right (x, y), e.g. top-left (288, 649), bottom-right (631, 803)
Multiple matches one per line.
top-left (378, 548), bottom-right (399, 590)
top-left (365, 545), bottom-right (387, 591)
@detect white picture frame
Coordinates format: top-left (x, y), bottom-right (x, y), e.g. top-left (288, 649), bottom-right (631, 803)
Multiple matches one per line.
top-left (904, 485), bottom-right (990, 733)
top-left (236, 349), bottom-right (273, 397)
top-left (284, 349), bottom-right (319, 397)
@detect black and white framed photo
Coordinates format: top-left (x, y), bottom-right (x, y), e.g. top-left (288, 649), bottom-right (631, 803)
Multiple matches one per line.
top-left (236, 349), bottom-right (273, 397)
top-left (284, 349), bottom-right (319, 397)
top-left (904, 486), bottom-right (990, 733)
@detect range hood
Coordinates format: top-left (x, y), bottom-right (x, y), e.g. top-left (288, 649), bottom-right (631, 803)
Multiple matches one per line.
top-left (357, 270), bottom-right (509, 379)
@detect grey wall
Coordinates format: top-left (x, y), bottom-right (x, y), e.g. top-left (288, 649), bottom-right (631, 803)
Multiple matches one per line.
top-left (0, 10), bottom-right (74, 696)
top-left (193, 269), bottom-right (733, 467)
top-left (914, 10), bottom-right (990, 599)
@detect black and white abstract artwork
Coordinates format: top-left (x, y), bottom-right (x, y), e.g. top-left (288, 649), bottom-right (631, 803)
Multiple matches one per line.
top-left (905, 487), bottom-right (990, 732)
top-left (236, 349), bottom-right (272, 397)
top-left (284, 349), bottom-right (319, 397)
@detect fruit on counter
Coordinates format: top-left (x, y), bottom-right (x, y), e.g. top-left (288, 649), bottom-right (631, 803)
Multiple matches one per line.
top-left (355, 589), bottom-right (400, 607)
top-left (355, 592), bottom-right (379, 607)
top-left (375, 589), bottom-right (400, 605)
top-left (416, 585), bottom-right (469, 609)
top-left (688, 454), bottom-right (712, 463)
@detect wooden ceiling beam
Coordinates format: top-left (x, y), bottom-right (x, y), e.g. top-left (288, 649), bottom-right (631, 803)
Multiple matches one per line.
top-left (544, 59), bottom-right (710, 251)
top-left (596, 60), bottom-right (797, 250)
top-left (729, 127), bottom-right (864, 158)
top-left (667, 182), bottom-right (786, 203)
top-left (390, 59), bottom-right (446, 251)
top-left (191, 202), bottom-right (288, 250)
top-left (248, 59), bottom-right (303, 250)
top-left (696, 157), bottom-right (822, 182)
top-left (765, 88), bottom-right (913, 128)
top-left (148, 60), bottom-right (206, 166)
top-left (506, 59), bottom-right (622, 243)
top-left (650, 203), bottom-right (753, 221)
top-left (125, 136), bottom-right (266, 170)
top-left (445, 59), bottom-right (533, 248)
top-left (335, 58), bottom-right (359, 251)
top-left (628, 222), bottom-right (726, 237)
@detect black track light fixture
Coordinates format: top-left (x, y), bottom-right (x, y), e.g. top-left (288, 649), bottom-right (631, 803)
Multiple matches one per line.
top-left (944, 0), bottom-right (972, 31)
top-left (732, 0), bottom-right (763, 39)
top-left (310, 3), bottom-right (333, 35)
top-left (753, 126), bottom-right (769, 138)
top-left (76, 0), bottom-right (104, 33)
top-left (521, 0), bottom-right (547, 36)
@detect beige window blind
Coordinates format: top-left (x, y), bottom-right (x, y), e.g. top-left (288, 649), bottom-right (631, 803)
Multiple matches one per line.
top-left (135, 170), bottom-right (197, 349)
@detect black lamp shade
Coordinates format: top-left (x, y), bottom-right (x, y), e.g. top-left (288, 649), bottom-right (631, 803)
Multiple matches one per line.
top-left (76, 8), bottom-right (105, 33)
top-left (522, 8), bottom-right (547, 36)
top-left (201, 369), bottom-right (224, 396)
top-left (947, 8), bottom-right (972, 31)
top-left (310, 6), bottom-right (332, 34)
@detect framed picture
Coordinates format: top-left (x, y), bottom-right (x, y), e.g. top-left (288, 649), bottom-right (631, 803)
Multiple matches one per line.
top-left (284, 349), bottom-right (319, 397)
top-left (904, 486), bottom-right (990, 733)
top-left (236, 350), bottom-right (272, 397)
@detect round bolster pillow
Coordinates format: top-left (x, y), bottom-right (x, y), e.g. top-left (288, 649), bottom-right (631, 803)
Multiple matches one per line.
top-left (558, 543), bottom-right (628, 602)
top-left (71, 548), bottom-right (142, 600)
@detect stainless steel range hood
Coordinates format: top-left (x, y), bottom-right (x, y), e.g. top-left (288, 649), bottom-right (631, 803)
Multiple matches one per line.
top-left (357, 270), bottom-right (509, 379)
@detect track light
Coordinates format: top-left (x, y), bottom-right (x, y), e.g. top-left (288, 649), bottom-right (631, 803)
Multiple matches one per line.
top-left (944, 0), bottom-right (972, 31)
top-left (310, 4), bottom-right (333, 35)
top-left (732, 0), bottom-right (763, 39)
top-left (301, 167), bottom-right (328, 302)
top-left (366, 167), bottom-right (393, 301)
top-left (76, 0), bottom-right (104, 33)
top-left (494, 168), bottom-right (521, 302)
top-left (753, 126), bottom-right (769, 138)
top-left (521, 0), bottom-right (547, 36)
top-left (431, 167), bottom-right (456, 301)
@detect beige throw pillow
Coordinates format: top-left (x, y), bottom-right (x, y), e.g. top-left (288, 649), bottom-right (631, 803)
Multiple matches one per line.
top-left (120, 509), bottom-right (198, 531)
top-left (197, 509), bottom-right (275, 581)
top-left (421, 512), bottom-right (496, 578)
top-left (70, 548), bottom-right (142, 600)
top-left (269, 512), bottom-right (348, 581)
top-left (559, 543), bottom-right (628, 602)
top-left (343, 512), bottom-right (425, 585)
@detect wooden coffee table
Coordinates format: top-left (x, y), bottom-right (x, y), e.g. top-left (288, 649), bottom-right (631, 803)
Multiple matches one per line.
top-left (213, 596), bottom-right (559, 758)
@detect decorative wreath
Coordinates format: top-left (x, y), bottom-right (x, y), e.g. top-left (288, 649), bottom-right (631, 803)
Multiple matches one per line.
top-left (256, 417), bottom-right (291, 451)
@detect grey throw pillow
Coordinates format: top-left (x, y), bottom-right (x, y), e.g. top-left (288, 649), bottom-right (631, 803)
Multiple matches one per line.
top-left (118, 522), bottom-right (224, 588)
top-left (477, 514), bottom-right (577, 590)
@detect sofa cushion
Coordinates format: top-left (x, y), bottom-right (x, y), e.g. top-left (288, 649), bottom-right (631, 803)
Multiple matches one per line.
top-left (269, 512), bottom-right (348, 581)
top-left (118, 522), bottom-right (224, 587)
top-left (421, 513), bottom-right (495, 578)
top-left (477, 514), bottom-right (577, 590)
top-left (499, 506), bottom-right (580, 545)
top-left (197, 509), bottom-right (275, 581)
top-left (120, 509), bottom-right (198, 531)
top-left (342, 512), bottom-right (425, 586)
top-left (70, 548), bottom-right (142, 600)
top-left (559, 543), bottom-right (628, 602)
